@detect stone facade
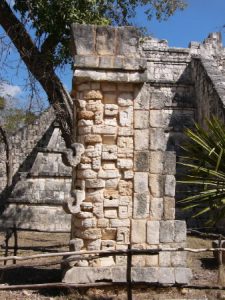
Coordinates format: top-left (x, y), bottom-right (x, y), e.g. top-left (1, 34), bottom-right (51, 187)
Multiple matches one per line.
top-left (61, 24), bottom-right (217, 285)
top-left (0, 107), bottom-right (71, 232)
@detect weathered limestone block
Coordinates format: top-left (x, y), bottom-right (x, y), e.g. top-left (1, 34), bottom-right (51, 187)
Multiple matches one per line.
top-left (104, 104), bottom-right (118, 116)
top-left (63, 266), bottom-right (112, 284)
top-left (118, 92), bottom-right (133, 106)
top-left (78, 126), bottom-right (92, 135)
top-left (175, 268), bottom-right (192, 284)
top-left (145, 245), bottom-right (159, 267)
top-left (85, 144), bottom-right (101, 158)
top-left (134, 110), bottom-right (149, 129)
top-left (103, 92), bottom-right (117, 103)
top-left (104, 208), bottom-right (118, 218)
top-left (97, 218), bottom-right (109, 228)
top-left (131, 220), bottom-right (146, 243)
top-left (117, 227), bottom-right (130, 244)
top-left (159, 251), bottom-right (171, 267)
top-left (131, 267), bottom-right (158, 283)
top-left (134, 151), bottom-right (149, 171)
top-left (102, 145), bottom-right (117, 160)
top-left (150, 197), bottom-right (163, 220)
top-left (164, 151), bottom-right (176, 175)
top-left (147, 221), bottom-right (160, 245)
top-left (78, 111), bottom-right (95, 120)
top-left (134, 84), bottom-right (150, 110)
top-left (149, 174), bottom-right (164, 197)
top-left (73, 217), bottom-right (97, 229)
top-left (134, 172), bottom-right (148, 193)
top-left (118, 127), bottom-right (133, 136)
top-left (118, 205), bottom-right (130, 219)
top-left (171, 252), bottom-right (187, 267)
top-left (104, 199), bottom-right (119, 207)
top-left (149, 151), bottom-right (164, 174)
top-left (164, 197), bottom-right (175, 220)
top-left (124, 170), bottom-right (134, 179)
top-left (70, 238), bottom-right (84, 251)
top-left (86, 189), bottom-right (104, 203)
top-left (117, 159), bottom-right (133, 169)
top-left (104, 118), bottom-right (117, 126)
top-left (78, 119), bottom-right (94, 127)
top-left (92, 125), bottom-right (117, 135)
top-left (98, 169), bottom-right (120, 179)
top-left (117, 137), bottom-right (133, 151)
top-left (96, 26), bottom-right (116, 56)
top-left (86, 179), bottom-right (105, 189)
top-left (164, 175), bottom-right (176, 197)
top-left (118, 180), bottom-right (133, 196)
top-left (133, 193), bottom-right (150, 219)
top-left (86, 239), bottom-right (101, 250)
top-left (119, 107), bottom-right (133, 126)
top-left (77, 169), bottom-right (97, 179)
top-left (110, 219), bottom-right (130, 227)
top-left (119, 196), bottom-right (132, 205)
top-left (158, 268), bottom-right (175, 285)
top-left (150, 110), bottom-right (165, 128)
top-left (175, 220), bottom-right (187, 242)
top-left (84, 90), bottom-right (103, 100)
top-left (101, 240), bottom-right (116, 250)
top-left (149, 129), bottom-right (165, 151)
top-left (132, 244), bottom-right (146, 267)
top-left (92, 157), bottom-right (101, 170)
top-left (134, 129), bottom-right (149, 150)
top-left (93, 203), bottom-right (104, 218)
top-left (73, 228), bottom-right (102, 240)
top-left (102, 228), bottom-right (117, 240)
top-left (160, 221), bottom-right (175, 243)
top-left (86, 101), bottom-right (104, 112)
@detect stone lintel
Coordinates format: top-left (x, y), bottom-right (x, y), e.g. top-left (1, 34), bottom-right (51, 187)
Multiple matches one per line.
top-left (74, 55), bottom-right (147, 71)
top-left (74, 69), bottom-right (147, 83)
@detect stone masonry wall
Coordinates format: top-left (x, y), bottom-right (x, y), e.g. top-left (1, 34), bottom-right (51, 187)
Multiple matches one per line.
top-left (62, 24), bottom-right (192, 285)
top-left (0, 107), bottom-right (71, 232)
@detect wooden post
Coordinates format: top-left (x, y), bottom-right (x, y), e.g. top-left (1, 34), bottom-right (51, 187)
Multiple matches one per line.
top-left (127, 245), bottom-right (132, 300)
top-left (13, 225), bottom-right (18, 265)
top-left (217, 234), bottom-right (225, 285)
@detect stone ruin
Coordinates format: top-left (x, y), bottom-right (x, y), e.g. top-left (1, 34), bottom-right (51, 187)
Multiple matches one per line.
top-left (0, 107), bottom-right (71, 232)
top-left (1, 23), bottom-right (225, 285)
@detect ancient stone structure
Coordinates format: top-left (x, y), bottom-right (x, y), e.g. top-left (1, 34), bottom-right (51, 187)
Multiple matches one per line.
top-left (0, 107), bottom-right (71, 232)
top-left (1, 24), bottom-right (225, 283)
top-left (62, 24), bottom-right (225, 285)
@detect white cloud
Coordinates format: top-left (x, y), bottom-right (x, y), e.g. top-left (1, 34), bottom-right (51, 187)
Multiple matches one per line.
top-left (0, 82), bottom-right (22, 98)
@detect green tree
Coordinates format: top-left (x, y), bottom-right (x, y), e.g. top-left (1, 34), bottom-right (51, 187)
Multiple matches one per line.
top-left (0, 0), bottom-right (186, 146)
top-left (178, 117), bottom-right (225, 225)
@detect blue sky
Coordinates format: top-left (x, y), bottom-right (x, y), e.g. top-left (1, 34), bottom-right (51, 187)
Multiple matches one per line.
top-left (1, 0), bottom-right (225, 110)
top-left (135, 0), bottom-right (225, 47)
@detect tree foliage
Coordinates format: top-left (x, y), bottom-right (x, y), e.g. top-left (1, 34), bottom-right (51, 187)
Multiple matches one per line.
top-left (178, 117), bottom-right (225, 225)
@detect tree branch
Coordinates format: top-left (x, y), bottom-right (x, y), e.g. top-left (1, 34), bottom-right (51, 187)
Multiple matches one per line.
top-left (0, 125), bottom-right (12, 187)
top-left (0, 0), bottom-right (73, 146)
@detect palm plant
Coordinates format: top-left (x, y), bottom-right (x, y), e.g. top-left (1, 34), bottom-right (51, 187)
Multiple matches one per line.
top-left (178, 116), bottom-right (225, 225)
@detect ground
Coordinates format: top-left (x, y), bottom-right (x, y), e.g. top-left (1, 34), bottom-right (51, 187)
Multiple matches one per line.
top-left (0, 231), bottom-right (223, 299)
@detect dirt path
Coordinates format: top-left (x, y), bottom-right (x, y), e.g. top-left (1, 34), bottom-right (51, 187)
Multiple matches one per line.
top-left (0, 232), bottom-right (223, 299)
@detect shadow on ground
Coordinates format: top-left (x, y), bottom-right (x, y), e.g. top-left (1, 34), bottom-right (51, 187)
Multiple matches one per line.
top-left (0, 265), bottom-right (62, 284)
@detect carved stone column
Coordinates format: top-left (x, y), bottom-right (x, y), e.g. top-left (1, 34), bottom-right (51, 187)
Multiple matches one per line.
top-left (62, 24), bottom-right (192, 285)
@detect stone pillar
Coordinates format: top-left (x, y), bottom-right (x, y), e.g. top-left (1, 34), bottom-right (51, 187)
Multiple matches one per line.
top-left (62, 24), bottom-right (192, 285)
